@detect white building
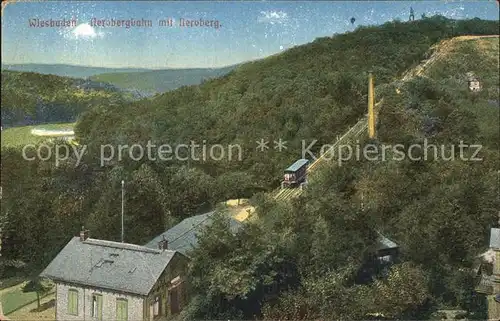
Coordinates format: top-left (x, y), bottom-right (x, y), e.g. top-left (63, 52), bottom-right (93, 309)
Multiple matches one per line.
top-left (467, 72), bottom-right (482, 92)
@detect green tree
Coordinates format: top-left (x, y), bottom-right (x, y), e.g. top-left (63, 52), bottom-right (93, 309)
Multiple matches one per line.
top-left (262, 268), bottom-right (372, 320)
top-left (22, 277), bottom-right (53, 309)
top-left (371, 262), bottom-right (430, 318)
top-left (184, 212), bottom-right (288, 319)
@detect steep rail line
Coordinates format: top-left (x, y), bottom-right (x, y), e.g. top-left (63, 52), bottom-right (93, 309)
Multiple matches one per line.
top-left (272, 35), bottom-right (498, 202)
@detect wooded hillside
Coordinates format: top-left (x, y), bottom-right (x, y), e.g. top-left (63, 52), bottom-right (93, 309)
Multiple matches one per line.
top-left (1, 17), bottom-right (498, 320)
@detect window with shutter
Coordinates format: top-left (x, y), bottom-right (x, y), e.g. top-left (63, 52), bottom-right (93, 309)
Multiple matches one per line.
top-left (67, 289), bottom-right (78, 315)
top-left (116, 298), bottom-right (128, 321)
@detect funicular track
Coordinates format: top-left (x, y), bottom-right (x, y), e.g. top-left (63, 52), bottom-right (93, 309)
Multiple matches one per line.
top-left (272, 35), bottom-right (497, 202)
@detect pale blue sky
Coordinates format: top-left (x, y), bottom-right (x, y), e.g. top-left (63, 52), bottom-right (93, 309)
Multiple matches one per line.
top-left (2, 1), bottom-right (498, 68)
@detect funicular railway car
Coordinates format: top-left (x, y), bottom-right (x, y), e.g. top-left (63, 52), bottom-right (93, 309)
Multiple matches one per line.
top-left (282, 158), bottom-right (309, 188)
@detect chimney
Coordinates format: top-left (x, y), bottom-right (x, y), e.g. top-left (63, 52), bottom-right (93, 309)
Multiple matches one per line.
top-left (80, 226), bottom-right (89, 242)
top-left (158, 236), bottom-right (168, 251)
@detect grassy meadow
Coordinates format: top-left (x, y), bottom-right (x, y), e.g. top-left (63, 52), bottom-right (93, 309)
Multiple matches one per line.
top-left (1, 123), bottom-right (75, 148)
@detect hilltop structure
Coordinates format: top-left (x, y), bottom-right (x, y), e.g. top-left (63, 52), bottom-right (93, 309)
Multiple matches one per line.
top-left (467, 72), bottom-right (482, 92)
top-left (409, 7), bottom-right (415, 21)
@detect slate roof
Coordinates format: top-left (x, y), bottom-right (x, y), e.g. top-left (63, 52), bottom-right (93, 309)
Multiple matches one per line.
top-left (144, 211), bottom-right (242, 256)
top-left (285, 159), bottom-right (309, 173)
top-left (490, 228), bottom-right (500, 249)
top-left (40, 237), bottom-right (177, 296)
top-left (376, 232), bottom-right (399, 251)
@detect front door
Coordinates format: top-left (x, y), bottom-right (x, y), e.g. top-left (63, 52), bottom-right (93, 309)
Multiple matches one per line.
top-left (169, 287), bottom-right (179, 315)
top-left (149, 304), bottom-right (154, 321)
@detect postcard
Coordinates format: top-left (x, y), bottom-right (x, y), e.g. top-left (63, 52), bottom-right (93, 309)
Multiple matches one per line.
top-left (1, 1), bottom-right (499, 320)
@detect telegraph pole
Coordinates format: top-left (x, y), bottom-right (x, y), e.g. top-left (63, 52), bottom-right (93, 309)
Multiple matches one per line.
top-left (121, 180), bottom-right (125, 243)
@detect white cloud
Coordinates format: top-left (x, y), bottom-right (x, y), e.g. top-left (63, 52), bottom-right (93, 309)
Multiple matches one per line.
top-left (60, 23), bottom-right (105, 40)
top-left (258, 10), bottom-right (288, 25)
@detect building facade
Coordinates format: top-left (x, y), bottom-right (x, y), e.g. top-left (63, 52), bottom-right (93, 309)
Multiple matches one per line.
top-left (54, 282), bottom-right (144, 321)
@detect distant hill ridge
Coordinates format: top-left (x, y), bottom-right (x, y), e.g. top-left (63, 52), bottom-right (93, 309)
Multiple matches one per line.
top-left (89, 65), bottom-right (238, 93)
top-left (0, 63), bottom-right (153, 78)
top-left (1, 63), bottom-right (239, 93)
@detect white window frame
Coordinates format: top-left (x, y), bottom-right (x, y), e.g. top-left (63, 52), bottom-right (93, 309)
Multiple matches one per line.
top-left (92, 295), bottom-right (98, 317)
top-left (153, 296), bottom-right (160, 316)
